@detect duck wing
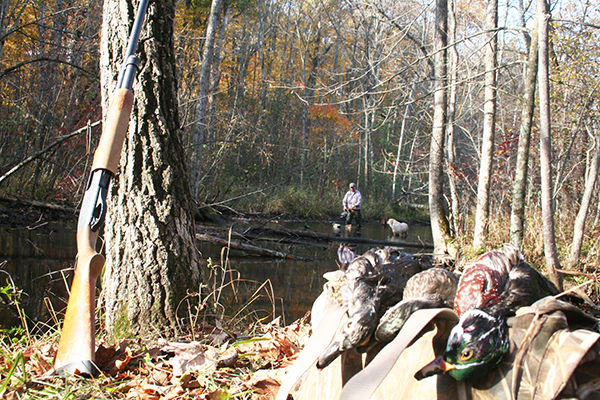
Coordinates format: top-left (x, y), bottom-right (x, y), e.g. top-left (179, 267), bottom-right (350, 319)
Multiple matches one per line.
top-left (375, 268), bottom-right (458, 343)
top-left (487, 260), bottom-right (560, 317)
top-left (373, 248), bottom-right (434, 307)
top-left (317, 248), bottom-right (433, 369)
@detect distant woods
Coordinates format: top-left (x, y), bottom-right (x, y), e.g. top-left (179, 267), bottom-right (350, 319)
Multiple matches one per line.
top-left (1, 0), bottom-right (600, 265)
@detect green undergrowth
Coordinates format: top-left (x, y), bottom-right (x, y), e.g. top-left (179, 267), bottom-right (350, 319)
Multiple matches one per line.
top-left (202, 184), bottom-right (428, 223)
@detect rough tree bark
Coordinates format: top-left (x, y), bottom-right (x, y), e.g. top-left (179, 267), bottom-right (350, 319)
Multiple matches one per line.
top-left (101, 0), bottom-right (201, 339)
top-left (510, 16), bottom-right (539, 249)
top-left (537, 0), bottom-right (562, 288)
top-left (429, 0), bottom-right (456, 259)
top-left (473, 0), bottom-right (498, 249)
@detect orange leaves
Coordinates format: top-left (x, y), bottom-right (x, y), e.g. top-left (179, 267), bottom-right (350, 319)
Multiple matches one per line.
top-left (308, 105), bottom-right (353, 136)
top-left (235, 317), bottom-right (310, 370)
top-left (308, 105), bottom-right (355, 148)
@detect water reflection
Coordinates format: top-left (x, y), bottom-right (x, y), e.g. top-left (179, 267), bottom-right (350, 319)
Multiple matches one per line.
top-left (196, 220), bottom-right (433, 324)
top-left (0, 220), bottom-right (432, 328)
top-left (0, 225), bottom-right (76, 329)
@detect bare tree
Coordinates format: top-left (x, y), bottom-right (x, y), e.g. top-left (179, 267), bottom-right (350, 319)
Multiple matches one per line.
top-left (473, 0), bottom-right (498, 248)
top-left (537, 0), bottom-right (562, 288)
top-left (446, 0), bottom-right (460, 236)
top-left (510, 16), bottom-right (539, 249)
top-left (392, 82), bottom-right (416, 201)
top-left (429, 0), bottom-right (456, 258)
top-left (189, 0), bottom-right (224, 202)
top-left (567, 122), bottom-right (600, 269)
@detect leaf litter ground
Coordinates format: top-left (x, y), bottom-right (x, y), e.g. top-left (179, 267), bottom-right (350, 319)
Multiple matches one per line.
top-left (1, 314), bottom-right (312, 399)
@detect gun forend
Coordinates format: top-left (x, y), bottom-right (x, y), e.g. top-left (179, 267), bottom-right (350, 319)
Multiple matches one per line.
top-left (92, 88), bottom-right (134, 175)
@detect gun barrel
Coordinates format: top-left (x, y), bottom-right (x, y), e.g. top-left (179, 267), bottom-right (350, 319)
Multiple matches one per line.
top-left (118, 0), bottom-right (150, 88)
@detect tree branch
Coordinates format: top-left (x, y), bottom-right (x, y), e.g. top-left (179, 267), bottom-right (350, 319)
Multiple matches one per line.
top-left (0, 57), bottom-right (95, 79)
top-left (0, 120), bottom-right (101, 187)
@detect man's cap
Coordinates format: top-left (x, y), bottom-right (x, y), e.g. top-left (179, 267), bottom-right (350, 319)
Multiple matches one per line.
top-left (349, 182), bottom-right (356, 188)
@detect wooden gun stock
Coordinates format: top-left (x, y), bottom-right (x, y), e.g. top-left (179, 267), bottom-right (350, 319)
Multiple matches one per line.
top-left (52, 89), bottom-right (134, 376)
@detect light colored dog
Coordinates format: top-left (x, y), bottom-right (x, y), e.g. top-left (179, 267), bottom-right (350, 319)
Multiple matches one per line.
top-left (387, 218), bottom-right (408, 237)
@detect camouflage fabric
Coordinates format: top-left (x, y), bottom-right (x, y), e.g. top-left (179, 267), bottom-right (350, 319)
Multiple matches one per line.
top-left (289, 296), bottom-right (600, 400)
top-left (478, 297), bottom-right (600, 400)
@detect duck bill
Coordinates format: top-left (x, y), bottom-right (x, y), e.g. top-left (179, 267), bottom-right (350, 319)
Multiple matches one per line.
top-left (317, 341), bottom-right (342, 369)
top-left (414, 356), bottom-right (456, 380)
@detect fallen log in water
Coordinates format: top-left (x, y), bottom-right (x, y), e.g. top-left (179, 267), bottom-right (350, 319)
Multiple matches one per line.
top-left (0, 195), bottom-right (76, 213)
top-left (196, 233), bottom-right (312, 261)
top-left (242, 226), bottom-right (434, 250)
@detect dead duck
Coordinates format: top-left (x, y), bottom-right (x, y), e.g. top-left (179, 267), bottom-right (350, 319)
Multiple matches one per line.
top-left (415, 245), bottom-right (560, 382)
top-left (316, 247), bottom-right (433, 369)
top-left (375, 267), bottom-right (459, 343)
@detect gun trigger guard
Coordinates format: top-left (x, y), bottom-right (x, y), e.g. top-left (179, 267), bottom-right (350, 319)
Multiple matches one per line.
top-left (90, 193), bottom-right (107, 232)
top-left (89, 170), bottom-right (112, 232)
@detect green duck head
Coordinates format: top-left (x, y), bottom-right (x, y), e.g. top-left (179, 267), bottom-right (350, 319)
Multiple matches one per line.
top-left (415, 309), bottom-right (509, 382)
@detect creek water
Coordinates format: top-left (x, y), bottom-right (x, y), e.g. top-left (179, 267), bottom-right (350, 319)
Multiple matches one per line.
top-left (0, 219), bottom-right (432, 329)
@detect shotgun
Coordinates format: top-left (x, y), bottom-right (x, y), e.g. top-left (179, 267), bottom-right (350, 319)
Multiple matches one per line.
top-left (52, 0), bottom-right (150, 377)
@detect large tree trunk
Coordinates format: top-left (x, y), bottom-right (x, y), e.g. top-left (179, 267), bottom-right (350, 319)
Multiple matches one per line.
top-left (473, 0), bottom-right (498, 249)
top-left (510, 17), bottom-right (539, 249)
top-left (429, 0), bottom-right (456, 259)
top-left (101, 0), bottom-right (201, 339)
top-left (537, 0), bottom-right (562, 289)
top-left (189, 0), bottom-right (224, 201)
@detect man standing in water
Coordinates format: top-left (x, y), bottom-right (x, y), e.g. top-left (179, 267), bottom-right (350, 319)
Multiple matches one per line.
top-left (342, 182), bottom-right (362, 233)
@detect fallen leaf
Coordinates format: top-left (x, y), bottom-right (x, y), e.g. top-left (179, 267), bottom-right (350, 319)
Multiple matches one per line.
top-left (159, 383), bottom-right (186, 400)
top-left (126, 383), bottom-right (166, 400)
top-left (234, 368), bottom-right (286, 399)
top-left (162, 342), bottom-right (219, 377)
top-left (217, 346), bottom-right (238, 368)
top-left (147, 369), bottom-right (171, 386)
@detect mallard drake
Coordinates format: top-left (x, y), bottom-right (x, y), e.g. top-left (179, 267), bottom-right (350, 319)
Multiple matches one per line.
top-left (316, 247), bottom-right (433, 369)
top-left (387, 218), bottom-right (408, 237)
top-left (416, 246), bottom-right (560, 382)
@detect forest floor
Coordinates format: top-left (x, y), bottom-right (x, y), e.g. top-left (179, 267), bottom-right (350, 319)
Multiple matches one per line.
top-left (0, 198), bottom-right (314, 399)
top-left (1, 308), bottom-right (311, 399)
